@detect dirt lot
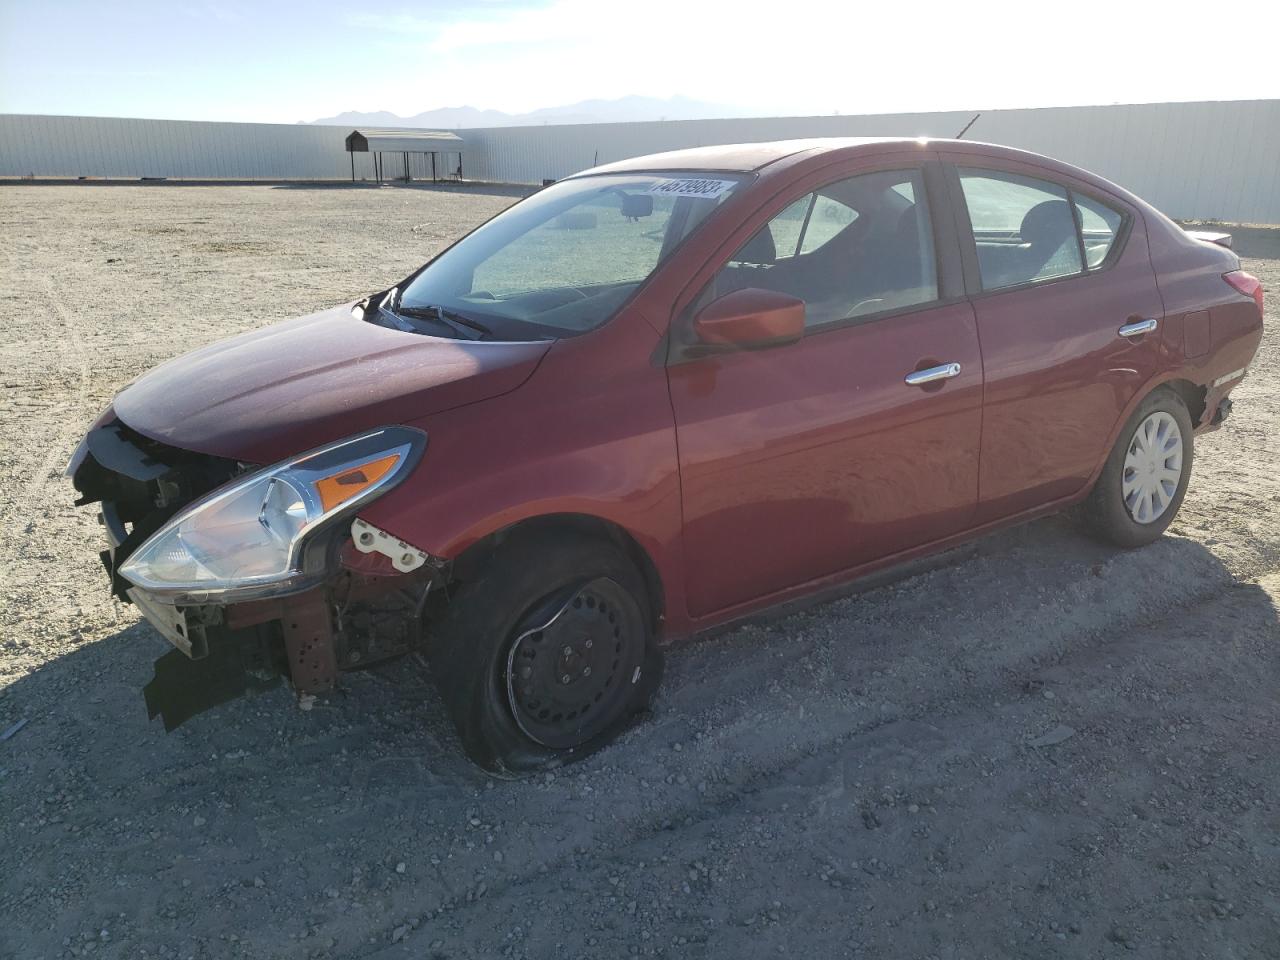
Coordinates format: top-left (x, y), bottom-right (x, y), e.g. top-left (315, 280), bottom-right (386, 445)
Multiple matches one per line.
top-left (1, 184), bottom-right (1278, 960)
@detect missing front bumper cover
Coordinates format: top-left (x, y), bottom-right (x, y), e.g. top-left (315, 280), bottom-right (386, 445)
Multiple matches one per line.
top-left (127, 587), bottom-right (212, 658)
top-left (142, 622), bottom-right (282, 732)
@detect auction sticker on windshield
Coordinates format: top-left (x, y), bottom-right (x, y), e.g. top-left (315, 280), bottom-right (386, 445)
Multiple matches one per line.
top-left (646, 178), bottom-right (737, 199)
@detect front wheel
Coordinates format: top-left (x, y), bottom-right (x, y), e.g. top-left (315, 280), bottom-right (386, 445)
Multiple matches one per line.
top-left (1081, 387), bottom-right (1194, 548)
top-left (428, 529), bottom-right (663, 775)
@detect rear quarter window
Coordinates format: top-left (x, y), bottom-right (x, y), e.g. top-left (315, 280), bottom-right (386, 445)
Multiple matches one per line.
top-left (1074, 193), bottom-right (1126, 268)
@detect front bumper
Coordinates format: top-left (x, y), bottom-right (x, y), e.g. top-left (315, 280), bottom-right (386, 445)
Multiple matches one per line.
top-left (72, 414), bottom-right (441, 729)
top-left (129, 586), bottom-right (207, 658)
top-left (101, 461), bottom-right (290, 726)
top-left (96, 494), bottom-right (209, 657)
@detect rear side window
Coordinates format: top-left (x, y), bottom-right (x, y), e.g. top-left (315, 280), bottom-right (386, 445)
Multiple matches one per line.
top-left (800, 196), bottom-right (858, 254)
top-left (958, 169), bottom-right (1084, 291)
top-left (751, 194), bottom-right (858, 261)
top-left (1074, 193), bottom-right (1125, 268)
top-left (763, 197), bottom-right (812, 260)
top-left (714, 168), bottom-right (937, 329)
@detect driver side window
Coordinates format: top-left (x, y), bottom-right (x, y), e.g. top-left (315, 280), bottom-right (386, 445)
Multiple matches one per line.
top-left (712, 169), bottom-right (938, 329)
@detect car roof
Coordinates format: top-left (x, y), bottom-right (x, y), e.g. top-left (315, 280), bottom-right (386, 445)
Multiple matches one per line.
top-left (573, 136), bottom-right (1109, 180)
top-left (574, 137), bottom-right (1144, 203)
top-left (570, 137), bottom-right (1150, 219)
top-left (578, 137), bottom-right (934, 176)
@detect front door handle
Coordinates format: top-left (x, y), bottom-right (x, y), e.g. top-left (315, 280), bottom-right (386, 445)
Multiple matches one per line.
top-left (904, 362), bottom-right (962, 386)
top-left (1118, 318), bottom-right (1159, 338)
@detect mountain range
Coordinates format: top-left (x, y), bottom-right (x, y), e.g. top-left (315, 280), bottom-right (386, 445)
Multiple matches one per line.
top-left (306, 95), bottom-right (748, 129)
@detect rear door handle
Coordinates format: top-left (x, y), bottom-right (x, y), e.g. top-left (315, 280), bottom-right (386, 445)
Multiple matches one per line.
top-left (1118, 318), bottom-right (1159, 338)
top-left (904, 362), bottom-right (962, 386)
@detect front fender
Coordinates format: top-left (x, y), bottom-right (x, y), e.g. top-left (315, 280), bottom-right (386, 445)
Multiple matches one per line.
top-left (354, 314), bottom-right (691, 627)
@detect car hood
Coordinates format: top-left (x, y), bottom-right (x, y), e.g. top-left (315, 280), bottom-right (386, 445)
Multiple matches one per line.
top-left (113, 304), bottom-right (552, 463)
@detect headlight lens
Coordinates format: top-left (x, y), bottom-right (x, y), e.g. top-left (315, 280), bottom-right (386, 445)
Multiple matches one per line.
top-left (120, 427), bottom-right (424, 601)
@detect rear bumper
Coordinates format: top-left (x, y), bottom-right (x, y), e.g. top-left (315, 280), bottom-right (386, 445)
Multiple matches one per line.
top-left (1193, 369), bottom-right (1246, 435)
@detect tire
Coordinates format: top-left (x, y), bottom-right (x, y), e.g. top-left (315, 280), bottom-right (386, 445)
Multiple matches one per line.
top-left (428, 528), bottom-right (663, 776)
top-left (1081, 387), bottom-right (1194, 548)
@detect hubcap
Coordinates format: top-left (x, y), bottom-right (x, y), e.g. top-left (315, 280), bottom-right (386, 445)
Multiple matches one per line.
top-left (504, 578), bottom-right (645, 750)
top-left (1122, 411), bottom-right (1183, 524)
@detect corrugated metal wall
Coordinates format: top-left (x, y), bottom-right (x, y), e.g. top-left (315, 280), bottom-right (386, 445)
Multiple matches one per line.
top-left (2, 101), bottom-right (1278, 222)
top-left (0, 114), bottom-right (380, 180)
top-left (461, 100), bottom-right (1280, 223)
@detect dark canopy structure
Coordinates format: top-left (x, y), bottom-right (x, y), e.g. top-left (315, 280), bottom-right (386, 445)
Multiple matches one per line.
top-left (345, 128), bottom-right (465, 184)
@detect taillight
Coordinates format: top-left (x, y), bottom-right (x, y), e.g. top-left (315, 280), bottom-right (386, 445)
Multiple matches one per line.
top-left (1224, 270), bottom-right (1264, 317)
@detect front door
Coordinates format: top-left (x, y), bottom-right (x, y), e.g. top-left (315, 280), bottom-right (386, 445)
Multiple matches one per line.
top-left (940, 158), bottom-right (1167, 523)
top-left (668, 165), bottom-right (984, 618)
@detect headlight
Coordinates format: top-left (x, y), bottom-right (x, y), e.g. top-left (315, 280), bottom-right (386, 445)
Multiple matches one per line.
top-left (120, 426), bottom-right (426, 603)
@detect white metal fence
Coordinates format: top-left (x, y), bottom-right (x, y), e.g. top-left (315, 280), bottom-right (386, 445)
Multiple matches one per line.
top-left (0, 114), bottom-right (373, 181)
top-left (460, 100), bottom-right (1280, 224)
top-left (2, 100), bottom-right (1278, 223)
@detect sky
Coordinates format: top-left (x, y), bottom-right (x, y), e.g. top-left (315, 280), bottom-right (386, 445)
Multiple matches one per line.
top-left (2, 0), bottom-right (1279, 123)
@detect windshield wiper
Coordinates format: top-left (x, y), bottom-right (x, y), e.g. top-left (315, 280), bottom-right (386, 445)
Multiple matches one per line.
top-left (395, 303), bottom-right (494, 341)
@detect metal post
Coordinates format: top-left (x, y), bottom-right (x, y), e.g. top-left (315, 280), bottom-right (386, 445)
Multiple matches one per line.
top-left (404, 151), bottom-right (409, 182)
top-left (431, 151), bottom-right (437, 183)
top-left (458, 152), bottom-right (463, 181)
top-left (349, 150), bottom-right (354, 182)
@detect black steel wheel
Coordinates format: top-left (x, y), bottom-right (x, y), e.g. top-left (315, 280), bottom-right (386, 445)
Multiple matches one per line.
top-left (429, 528), bottom-right (663, 775)
top-left (505, 577), bottom-right (647, 750)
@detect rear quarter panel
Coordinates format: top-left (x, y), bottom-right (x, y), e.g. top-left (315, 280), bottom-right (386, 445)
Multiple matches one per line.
top-left (1147, 211), bottom-right (1264, 426)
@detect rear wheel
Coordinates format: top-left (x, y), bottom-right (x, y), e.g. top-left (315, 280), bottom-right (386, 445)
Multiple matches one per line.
top-left (1081, 387), bottom-right (1194, 547)
top-left (429, 529), bottom-right (662, 775)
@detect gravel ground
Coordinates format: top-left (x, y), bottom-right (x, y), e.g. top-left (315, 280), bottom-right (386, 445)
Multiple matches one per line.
top-left (1, 184), bottom-right (1278, 960)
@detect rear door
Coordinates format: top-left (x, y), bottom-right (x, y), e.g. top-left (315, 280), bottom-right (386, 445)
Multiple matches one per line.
top-left (938, 155), bottom-right (1166, 523)
top-left (667, 160), bottom-right (983, 618)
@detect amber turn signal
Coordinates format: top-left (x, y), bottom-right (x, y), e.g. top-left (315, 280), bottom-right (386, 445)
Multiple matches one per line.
top-left (316, 453), bottom-right (402, 511)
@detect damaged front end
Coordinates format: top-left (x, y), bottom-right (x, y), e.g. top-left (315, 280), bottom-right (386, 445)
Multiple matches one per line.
top-left (69, 414), bottom-right (444, 730)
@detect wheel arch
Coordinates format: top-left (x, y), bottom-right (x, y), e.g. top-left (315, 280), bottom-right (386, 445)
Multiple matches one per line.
top-left (450, 512), bottom-right (667, 633)
top-left (1082, 373), bottom-right (1203, 496)
top-left (1161, 377), bottom-right (1208, 428)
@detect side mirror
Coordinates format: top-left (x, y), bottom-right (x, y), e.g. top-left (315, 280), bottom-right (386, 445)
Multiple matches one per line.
top-left (693, 288), bottom-right (805, 348)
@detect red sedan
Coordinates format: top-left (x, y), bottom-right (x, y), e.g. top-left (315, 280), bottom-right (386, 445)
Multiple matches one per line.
top-left (70, 138), bottom-right (1264, 773)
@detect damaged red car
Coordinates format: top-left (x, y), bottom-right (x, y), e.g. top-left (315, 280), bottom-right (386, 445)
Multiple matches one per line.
top-left (70, 138), bottom-right (1264, 774)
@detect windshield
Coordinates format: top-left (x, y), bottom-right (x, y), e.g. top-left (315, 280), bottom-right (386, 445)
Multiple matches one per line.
top-left (398, 172), bottom-right (747, 338)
